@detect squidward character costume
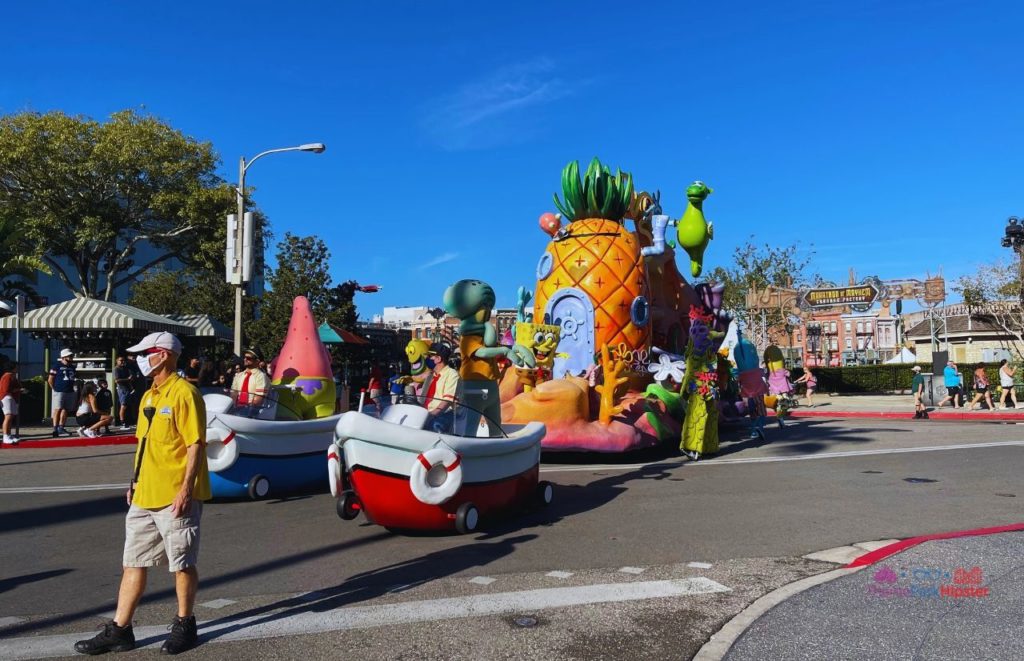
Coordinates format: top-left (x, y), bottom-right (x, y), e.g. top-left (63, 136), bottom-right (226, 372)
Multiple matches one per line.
top-left (443, 279), bottom-right (533, 436)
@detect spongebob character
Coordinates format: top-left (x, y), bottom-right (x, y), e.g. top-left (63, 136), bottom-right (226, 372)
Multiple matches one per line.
top-left (396, 339), bottom-right (433, 401)
top-left (514, 321), bottom-right (567, 392)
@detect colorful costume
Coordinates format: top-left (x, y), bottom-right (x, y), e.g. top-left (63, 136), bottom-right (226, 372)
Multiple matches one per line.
top-left (680, 307), bottom-right (722, 458)
top-left (444, 279), bottom-right (533, 437)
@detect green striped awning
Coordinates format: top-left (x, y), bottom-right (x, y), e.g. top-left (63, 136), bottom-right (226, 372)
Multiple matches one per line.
top-left (167, 314), bottom-right (233, 340)
top-left (0, 297), bottom-right (193, 334)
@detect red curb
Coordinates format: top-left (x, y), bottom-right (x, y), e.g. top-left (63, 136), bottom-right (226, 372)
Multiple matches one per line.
top-left (0, 435), bottom-right (138, 449)
top-left (774, 409), bottom-right (1024, 422)
top-left (846, 522), bottom-right (1024, 568)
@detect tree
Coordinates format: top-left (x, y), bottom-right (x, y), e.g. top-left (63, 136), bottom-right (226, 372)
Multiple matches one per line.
top-left (0, 212), bottom-right (50, 305)
top-left (127, 267), bottom-right (254, 328)
top-left (246, 233), bottom-right (358, 359)
top-left (0, 109), bottom-right (238, 300)
top-left (708, 238), bottom-right (813, 342)
top-left (953, 257), bottom-right (1024, 358)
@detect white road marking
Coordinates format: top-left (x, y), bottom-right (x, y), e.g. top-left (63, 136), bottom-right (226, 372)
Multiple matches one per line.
top-left (546, 570), bottom-right (574, 579)
top-left (803, 546), bottom-right (865, 564)
top-left (469, 576), bottom-right (496, 585)
top-left (540, 440), bottom-right (1024, 474)
top-left (618, 566), bottom-right (645, 574)
top-left (0, 616), bottom-right (26, 628)
top-left (199, 599), bottom-right (237, 609)
top-left (688, 562), bottom-right (713, 569)
top-left (0, 578), bottom-right (731, 659)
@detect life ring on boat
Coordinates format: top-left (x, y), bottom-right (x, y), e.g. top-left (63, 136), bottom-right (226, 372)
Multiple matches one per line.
top-left (409, 446), bottom-right (463, 505)
top-left (206, 427), bottom-right (239, 473)
top-left (327, 444), bottom-right (344, 498)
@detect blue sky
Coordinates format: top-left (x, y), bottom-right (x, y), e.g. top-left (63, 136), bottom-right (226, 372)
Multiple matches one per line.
top-left (4, 0), bottom-right (1022, 318)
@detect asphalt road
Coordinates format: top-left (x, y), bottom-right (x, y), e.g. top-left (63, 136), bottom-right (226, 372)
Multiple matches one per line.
top-left (1, 418), bottom-right (1022, 659)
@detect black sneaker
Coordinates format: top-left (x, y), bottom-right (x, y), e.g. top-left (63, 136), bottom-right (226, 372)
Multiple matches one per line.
top-left (74, 620), bottom-right (135, 654)
top-left (161, 615), bottom-right (198, 655)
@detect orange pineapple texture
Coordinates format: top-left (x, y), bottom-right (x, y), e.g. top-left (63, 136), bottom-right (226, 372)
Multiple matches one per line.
top-left (533, 218), bottom-right (651, 357)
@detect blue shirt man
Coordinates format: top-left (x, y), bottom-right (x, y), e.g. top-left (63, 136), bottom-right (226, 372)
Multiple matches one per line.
top-left (48, 348), bottom-right (78, 436)
top-left (943, 363), bottom-right (960, 387)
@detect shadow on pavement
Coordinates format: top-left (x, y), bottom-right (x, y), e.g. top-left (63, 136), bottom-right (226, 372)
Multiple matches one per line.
top-left (714, 419), bottom-right (912, 459)
top-left (0, 530), bottom-right (394, 637)
top-left (0, 569), bottom-right (73, 594)
top-left (0, 494), bottom-right (126, 535)
top-left (0, 450), bottom-right (133, 468)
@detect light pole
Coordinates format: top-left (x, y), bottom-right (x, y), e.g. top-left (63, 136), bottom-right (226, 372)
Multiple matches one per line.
top-left (233, 143), bottom-right (326, 356)
top-left (1001, 216), bottom-right (1024, 304)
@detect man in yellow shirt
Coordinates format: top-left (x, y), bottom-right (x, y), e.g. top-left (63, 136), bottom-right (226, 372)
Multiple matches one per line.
top-left (75, 331), bottom-right (210, 656)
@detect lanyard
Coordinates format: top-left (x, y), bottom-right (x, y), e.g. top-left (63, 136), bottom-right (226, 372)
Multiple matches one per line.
top-left (129, 405), bottom-right (157, 498)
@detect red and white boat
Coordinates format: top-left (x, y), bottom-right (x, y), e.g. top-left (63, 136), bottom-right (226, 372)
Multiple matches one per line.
top-left (327, 404), bottom-right (550, 533)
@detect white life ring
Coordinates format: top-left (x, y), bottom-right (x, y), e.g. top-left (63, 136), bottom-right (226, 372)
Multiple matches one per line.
top-left (327, 444), bottom-right (343, 498)
top-left (409, 446), bottom-right (463, 505)
top-left (206, 428), bottom-right (239, 473)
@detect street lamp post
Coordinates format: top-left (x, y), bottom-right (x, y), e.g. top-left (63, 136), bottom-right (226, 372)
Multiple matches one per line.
top-left (233, 143), bottom-right (326, 356)
top-left (1001, 216), bottom-right (1024, 304)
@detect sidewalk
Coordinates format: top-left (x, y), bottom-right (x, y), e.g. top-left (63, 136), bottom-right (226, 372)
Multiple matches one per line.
top-left (722, 528), bottom-right (1024, 660)
top-left (780, 393), bottom-right (1024, 421)
top-left (0, 423), bottom-right (137, 449)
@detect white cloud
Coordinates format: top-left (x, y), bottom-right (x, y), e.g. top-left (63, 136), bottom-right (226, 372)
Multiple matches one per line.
top-left (422, 58), bottom-right (579, 150)
top-left (417, 252), bottom-right (459, 271)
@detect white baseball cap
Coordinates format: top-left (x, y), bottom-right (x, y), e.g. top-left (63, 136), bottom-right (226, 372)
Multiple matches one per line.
top-left (60, 348), bottom-right (74, 358)
top-left (127, 331), bottom-right (183, 354)
top-left (912, 365), bottom-right (922, 372)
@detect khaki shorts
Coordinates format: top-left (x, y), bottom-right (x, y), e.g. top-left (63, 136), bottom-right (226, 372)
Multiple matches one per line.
top-left (53, 391), bottom-right (76, 412)
top-left (123, 501), bottom-right (202, 572)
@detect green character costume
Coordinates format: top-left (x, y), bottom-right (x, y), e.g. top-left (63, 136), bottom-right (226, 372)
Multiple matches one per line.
top-left (442, 279), bottom-right (534, 436)
top-left (680, 306), bottom-right (722, 460)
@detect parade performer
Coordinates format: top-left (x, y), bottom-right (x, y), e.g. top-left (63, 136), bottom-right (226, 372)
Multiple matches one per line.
top-left (399, 339), bottom-right (434, 402)
top-left (680, 306), bottom-right (723, 460)
top-left (514, 321), bottom-right (566, 392)
top-left (733, 332), bottom-right (768, 440)
top-left (443, 279), bottom-right (533, 436)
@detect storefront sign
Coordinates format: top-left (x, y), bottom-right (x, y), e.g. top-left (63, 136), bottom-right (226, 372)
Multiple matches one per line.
top-left (800, 284), bottom-right (880, 310)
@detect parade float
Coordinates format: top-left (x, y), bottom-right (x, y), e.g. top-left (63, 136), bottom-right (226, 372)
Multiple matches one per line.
top-left (327, 280), bottom-right (550, 533)
top-left (204, 296), bottom-right (341, 499)
top-left (498, 158), bottom-right (733, 454)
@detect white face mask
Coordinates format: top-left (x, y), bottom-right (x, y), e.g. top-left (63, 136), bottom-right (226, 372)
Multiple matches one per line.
top-left (137, 354), bottom-right (157, 377)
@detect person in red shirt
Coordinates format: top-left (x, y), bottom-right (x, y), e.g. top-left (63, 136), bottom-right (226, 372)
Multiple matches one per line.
top-left (1, 356), bottom-right (21, 445)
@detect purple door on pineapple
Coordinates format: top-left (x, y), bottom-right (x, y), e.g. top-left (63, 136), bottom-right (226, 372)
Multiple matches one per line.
top-left (544, 287), bottom-right (595, 378)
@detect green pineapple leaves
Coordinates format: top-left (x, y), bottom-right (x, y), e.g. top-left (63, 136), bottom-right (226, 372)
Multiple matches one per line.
top-left (553, 157), bottom-right (634, 223)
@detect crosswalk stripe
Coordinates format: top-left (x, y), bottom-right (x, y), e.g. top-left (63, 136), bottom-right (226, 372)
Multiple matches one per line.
top-left (0, 578), bottom-right (730, 659)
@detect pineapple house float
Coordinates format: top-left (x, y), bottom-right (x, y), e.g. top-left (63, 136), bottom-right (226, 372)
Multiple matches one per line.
top-left (496, 157), bottom-right (733, 454)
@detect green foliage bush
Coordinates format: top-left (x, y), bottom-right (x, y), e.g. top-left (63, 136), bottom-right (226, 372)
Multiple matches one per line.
top-left (790, 364), bottom-right (1009, 394)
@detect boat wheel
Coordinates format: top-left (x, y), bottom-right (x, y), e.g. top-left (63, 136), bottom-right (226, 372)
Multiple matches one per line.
top-left (247, 474), bottom-right (270, 500)
top-left (455, 502), bottom-right (479, 534)
top-left (535, 481), bottom-right (554, 507)
top-left (337, 490), bottom-right (361, 520)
